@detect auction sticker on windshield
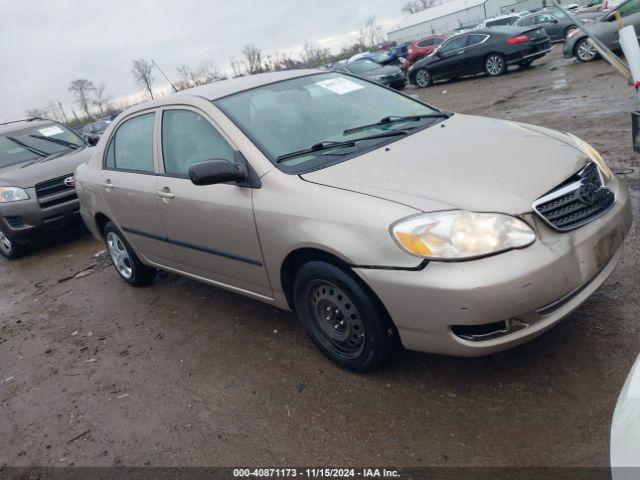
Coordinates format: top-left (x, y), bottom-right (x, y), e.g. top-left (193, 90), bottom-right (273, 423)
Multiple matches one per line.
top-left (316, 77), bottom-right (364, 95)
top-left (38, 126), bottom-right (64, 137)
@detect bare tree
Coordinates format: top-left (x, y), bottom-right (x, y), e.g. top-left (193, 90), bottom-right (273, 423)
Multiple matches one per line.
top-left (131, 59), bottom-right (155, 99)
top-left (229, 56), bottom-right (245, 78)
top-left (68, 79), bottom-right (96, 119)
top-left (242, 44), bottom-right (263, 75)
top-left (358, 16), bottom-right (384, 49)
top-left (93, 83), bottom-right (110, 116)
top-left (300, 40), bottom-right (332, 67)
top-left (175, 62), bottom-right (224, 90)
top-left (402, 0), bottom-right (441, 14)
top-left (26, 108), bottom-right (49, 119)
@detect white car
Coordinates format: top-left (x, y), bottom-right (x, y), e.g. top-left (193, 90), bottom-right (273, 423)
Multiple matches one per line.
top-left (611, 354), bottom-right (640, 479)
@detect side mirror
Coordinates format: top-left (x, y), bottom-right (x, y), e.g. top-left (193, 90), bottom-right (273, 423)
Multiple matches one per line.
top-left (189, 159), bottom-right (246, 186)
top-left (551, 18), bottom-right (559, 23)
top-left (87, 135), bottom-right (99, 146)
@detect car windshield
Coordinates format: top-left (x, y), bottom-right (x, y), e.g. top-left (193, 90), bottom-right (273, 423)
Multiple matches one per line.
top-left (348, 61), bottom-right (381, 74)
top-left (0, 123), bottom-right (85, 168)
top-left (214, 73), bottom-right (439, 171)
top-left (88, 120), bottom-right (111, 134)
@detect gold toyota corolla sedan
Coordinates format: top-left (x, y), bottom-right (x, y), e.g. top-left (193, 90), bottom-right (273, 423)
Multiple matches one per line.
top-left (75, 70), bottom-right (632, 372)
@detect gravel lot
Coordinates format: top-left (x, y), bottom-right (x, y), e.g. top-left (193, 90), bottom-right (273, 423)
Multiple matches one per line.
top-left (1, 47), bottom-right (639, 468)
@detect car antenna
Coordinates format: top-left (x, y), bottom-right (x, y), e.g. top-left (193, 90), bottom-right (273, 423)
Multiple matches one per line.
top-left (151, 58), bottom-right (178, 93)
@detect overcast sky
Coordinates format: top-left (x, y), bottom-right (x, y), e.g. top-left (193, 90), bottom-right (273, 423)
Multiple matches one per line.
top-left (0, 0), bottom-right (405, 123)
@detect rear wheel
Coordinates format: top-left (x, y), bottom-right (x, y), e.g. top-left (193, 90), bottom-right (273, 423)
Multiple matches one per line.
top-left (575, 38), bottom-right (597, 62)
top-left (413, 68), bottom-right (432, 88)
top-left (0, 231), bottom-right (26, 260)
top-left (103, 222), bottom-right (155, 286)
top-left (293, 261), bottom-right (397, 373)
top-left (485, 53), bottom-right (506, 76)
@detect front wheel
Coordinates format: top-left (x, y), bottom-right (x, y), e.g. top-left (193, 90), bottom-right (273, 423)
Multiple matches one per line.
top-left (485, 53), bottom-right (506, 76)
top-left (293, 261), bottom-right (397, 373)
top-left (0, 231), bottom-right (26, 260)
top-left (413, 68), bottom-right (432, 88)
top-left (575, 38), bottom-right (597, 62)
top-left (103, 222), bottom-right (155, 286)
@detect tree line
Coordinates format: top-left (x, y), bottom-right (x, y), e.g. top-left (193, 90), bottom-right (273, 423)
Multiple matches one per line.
top-left (26, 16), bottom-right (386, 128)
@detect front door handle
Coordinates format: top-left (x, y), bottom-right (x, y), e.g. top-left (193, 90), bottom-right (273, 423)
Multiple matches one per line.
top-left (156, 190), bottom-right (175, 199)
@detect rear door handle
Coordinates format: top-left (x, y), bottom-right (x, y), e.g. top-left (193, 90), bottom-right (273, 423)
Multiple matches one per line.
top-left (156, 190), bottom-right (175, 199)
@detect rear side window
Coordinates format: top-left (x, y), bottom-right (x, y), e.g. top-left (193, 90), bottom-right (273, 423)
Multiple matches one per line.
top-left (417, 38), bottom-right (436, 47)
top-left (105, 113), bottom-right (155, 172)
top-left (466, 34), bottom-right (488, 47)
top-left (161, 109), bottom-right (235, 177)
top-left (518, 15), bottom-right (537, 26)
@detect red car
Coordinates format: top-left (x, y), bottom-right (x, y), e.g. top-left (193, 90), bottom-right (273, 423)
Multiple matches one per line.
top-left (407, 35), bottom-right (445, 65)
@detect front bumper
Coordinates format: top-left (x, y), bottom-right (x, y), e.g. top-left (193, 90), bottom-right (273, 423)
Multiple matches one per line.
top-left (354, 178), bottom-right (632, 356)
top-left (0, 188), bottom-right (81, 240)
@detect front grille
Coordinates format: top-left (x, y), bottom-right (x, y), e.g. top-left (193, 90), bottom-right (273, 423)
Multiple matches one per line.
top-left (35, 174), bottom-right (75, 199)
top-left (39, 192), bottom-right (78, 209)
top-left (533, 162), bottom-right (614, 231)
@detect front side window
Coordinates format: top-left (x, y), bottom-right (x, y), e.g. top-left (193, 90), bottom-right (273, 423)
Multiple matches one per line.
top-left (104, 113), bottom-right (155, 172)
top-left (441, 36), bottom-right (466, 53)
top-left (0, 122), bottom-right (85, 168)
top-left (161, 109), bottom-right (235, 176)
top-left (215, 73), bottom-right (439, 172)
top-left (616, 0), bottom-right (640, 17)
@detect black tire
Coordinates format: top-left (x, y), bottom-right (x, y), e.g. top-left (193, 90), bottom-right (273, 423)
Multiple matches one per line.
top-left (293, 261), bottom-right (397, 373)
top-left (413, 68), bottom-right (432, 88)
top-left (574, 37), bottom-right (597, 62)
top-left (0, 231), bottom-right (27, 260)
top-left (485, 53), bottom-right (506, 76)
top-left (103, 222), bottom-right (155, 287)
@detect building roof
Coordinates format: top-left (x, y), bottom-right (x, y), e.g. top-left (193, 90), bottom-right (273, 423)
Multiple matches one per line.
top-left (389, 0), bottom-right (487, 33)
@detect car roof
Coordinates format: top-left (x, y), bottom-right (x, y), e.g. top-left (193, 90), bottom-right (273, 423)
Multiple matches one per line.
top-left (0, 118), bottom-right (55, 136)
top-left (118, 69), bottom-right (322, 118)
top-left (177, 69), bottom-right (320, 101)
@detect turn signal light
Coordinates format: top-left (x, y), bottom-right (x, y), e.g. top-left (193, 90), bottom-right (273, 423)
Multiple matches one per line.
top-left (507, 35), bottom-right (529, 45)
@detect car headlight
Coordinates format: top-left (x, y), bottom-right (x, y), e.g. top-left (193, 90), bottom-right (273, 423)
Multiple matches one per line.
top-left (391, 211), bottom-right (536, 260)
top-left (0, 187), bottom-right (29, 203)
top-left (567, 134), bottom-right (613, 180)
top-left (372, 74), bottom-right (386, 80)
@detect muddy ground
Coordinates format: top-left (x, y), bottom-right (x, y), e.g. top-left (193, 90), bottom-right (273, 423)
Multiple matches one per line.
top-left (1, 47), bottom-right (639, 468)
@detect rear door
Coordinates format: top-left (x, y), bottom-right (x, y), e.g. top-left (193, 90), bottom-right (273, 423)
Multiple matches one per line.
top-left (429, 35), bottom-right (468, 79)
top-left (98, 111), bottom-right (174, 264)
top-left (155, 106), bottom-right (271, 298)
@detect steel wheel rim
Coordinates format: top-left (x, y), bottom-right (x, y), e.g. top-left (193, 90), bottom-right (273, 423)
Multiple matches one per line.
top-left (486, 55), bottom-right (504, 75)
top-left (0, 232), bottom-right (12, 255)
top-left (309, 280), bottom-right (365, 359)
top-left (577, 40), bottom-right (596, 61)
top-left (106, 232), bottom-right (133, 279)
top-left (415, 69), bottom-right (430, 87)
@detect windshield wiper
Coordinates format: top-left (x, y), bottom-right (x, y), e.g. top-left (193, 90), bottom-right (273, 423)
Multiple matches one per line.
top-left (5, 136), bottom-right (48, 157)
top-left (343, 112), bottom-right (453, 135)
top-left (29, 134), bottom-right (80, 150)
top-left (276, 130), bottom-right (410, 163)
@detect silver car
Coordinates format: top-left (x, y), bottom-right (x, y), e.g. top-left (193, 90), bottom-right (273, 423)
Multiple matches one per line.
top-left (564, 0), bottom-right (640, 61)
top-left (76, 70), bottom-right (632, 372)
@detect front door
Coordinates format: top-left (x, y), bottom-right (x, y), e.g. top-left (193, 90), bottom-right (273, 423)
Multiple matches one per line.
top-left (429, 35), bottom-right (468, 79)
top-left (155, 107), bottom-right (271, 298)
top-left (98, 111), bottom-right (174, 265)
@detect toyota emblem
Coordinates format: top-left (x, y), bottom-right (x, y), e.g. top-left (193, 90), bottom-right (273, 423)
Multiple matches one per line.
top-left (64, 176), bottom-right (75, 187)
top-left (576, 183), bottom-right (599, 206)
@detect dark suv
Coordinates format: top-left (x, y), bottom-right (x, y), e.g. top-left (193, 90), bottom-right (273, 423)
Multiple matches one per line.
top-left (0, 118), bottom-right (93, 259)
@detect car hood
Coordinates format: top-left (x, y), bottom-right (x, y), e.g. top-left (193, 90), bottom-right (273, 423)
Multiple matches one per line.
top-left (0, 146), bottom-right (93, 189)
top-left (300, 114), bottom-right (590, 214)
top-left (361, 65), bottom-right (401, 77)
